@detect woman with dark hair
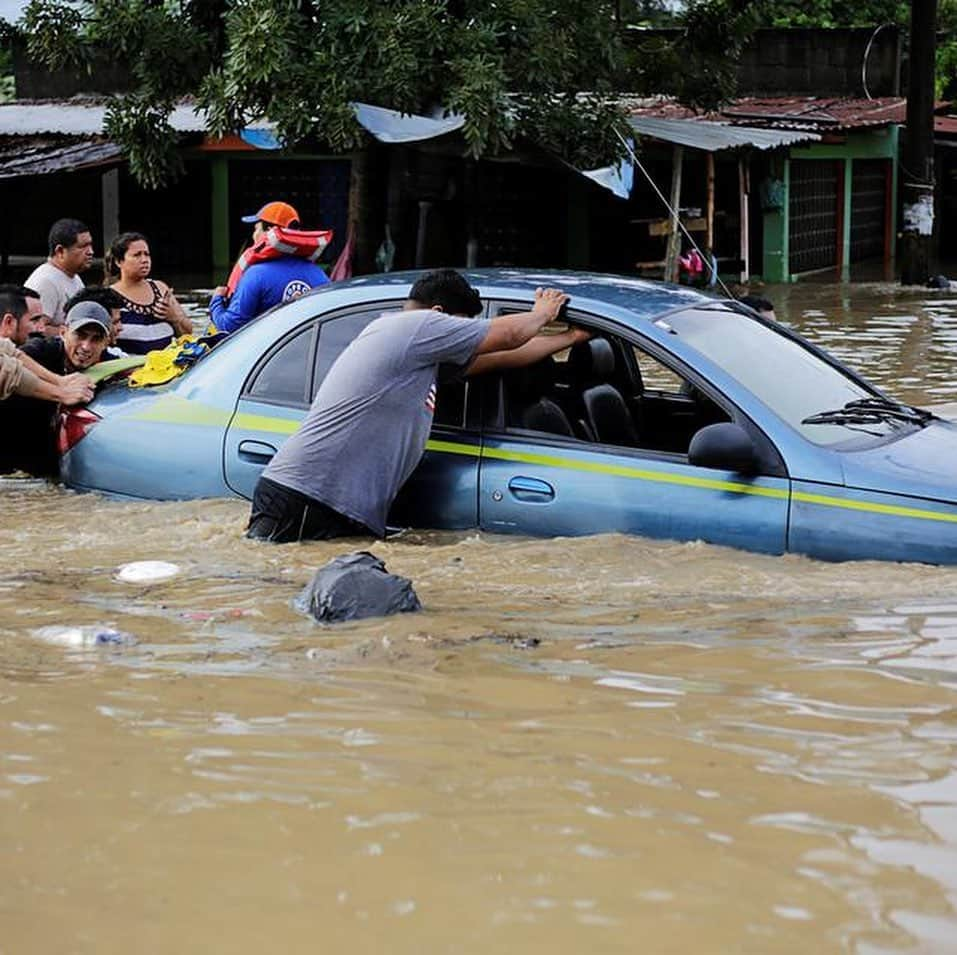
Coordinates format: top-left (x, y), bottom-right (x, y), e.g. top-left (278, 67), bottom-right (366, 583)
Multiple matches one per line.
top-left (106, 232), bottom-right (192, 354)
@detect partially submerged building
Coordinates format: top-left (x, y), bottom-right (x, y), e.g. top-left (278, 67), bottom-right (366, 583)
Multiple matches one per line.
top-left (0, 25), bottom-right (938, 285)
top-left (617, 95), bottom-right (903, 283)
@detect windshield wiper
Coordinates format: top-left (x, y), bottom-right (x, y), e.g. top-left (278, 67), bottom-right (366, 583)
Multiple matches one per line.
top-left (842, 397), bottom-right (935, 423)
top-left (802, 397), bottom-right (934, 428)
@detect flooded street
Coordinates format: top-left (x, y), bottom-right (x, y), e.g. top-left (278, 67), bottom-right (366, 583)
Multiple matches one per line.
top-left (3, 281), bottom-right (957, 953)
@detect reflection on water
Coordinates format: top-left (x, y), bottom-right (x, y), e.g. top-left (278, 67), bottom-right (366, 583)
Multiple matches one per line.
top-left (770, 281), bottom-right (957, 406)
top-left (3, 282), bottom-right (957, 953)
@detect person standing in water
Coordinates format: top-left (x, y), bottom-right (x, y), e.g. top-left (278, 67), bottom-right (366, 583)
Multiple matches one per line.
top-left (247, 269), bottom-right (581, 543)
top-left (25, 218), bottom-right (94, 327)
top-left (106, 232), bottom-right (193, 354)
top-left (208, 200), bottom-right (330, 335)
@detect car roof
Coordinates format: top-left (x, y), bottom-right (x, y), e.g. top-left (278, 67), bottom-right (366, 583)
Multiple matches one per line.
top-left (320, 268), bottom-right (718, 324)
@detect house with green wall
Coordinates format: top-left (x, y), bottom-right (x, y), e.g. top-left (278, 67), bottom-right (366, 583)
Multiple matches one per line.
top-left (621, 96), bottom-right (904, 284)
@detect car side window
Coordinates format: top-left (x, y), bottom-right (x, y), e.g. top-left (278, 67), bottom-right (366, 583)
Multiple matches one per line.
top-left (631, 347), bottom-right (685, 394)
top-left (245, 323), bottom-right (317, 407)
top-left (497, 313), bottom-right (730, 457)
top-left (312, 304), bottom-right (402, 399)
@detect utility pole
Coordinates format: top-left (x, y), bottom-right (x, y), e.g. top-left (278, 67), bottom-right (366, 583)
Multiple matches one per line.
top-left (900, 0), bottom-right (938, 285)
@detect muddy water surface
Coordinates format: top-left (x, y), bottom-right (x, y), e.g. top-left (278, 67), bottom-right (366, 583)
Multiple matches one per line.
top-left (3, 282), bottom-right (957, 954)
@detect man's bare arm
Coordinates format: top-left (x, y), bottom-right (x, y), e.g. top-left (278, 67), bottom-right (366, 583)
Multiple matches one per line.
top-left (473, 288), bottom-right (569, 356)
top-left (17, 370), bottom-right (94, 405)
top-left (467, 327), bottom-right (591, 376)
top-left (14, 351), bottom-right (95, 404)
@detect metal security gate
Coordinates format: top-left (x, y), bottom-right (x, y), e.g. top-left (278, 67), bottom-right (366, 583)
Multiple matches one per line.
top-left (789, 160), bottom-right (840, 274)
top-left (850, 159), bottom-right (889, 263)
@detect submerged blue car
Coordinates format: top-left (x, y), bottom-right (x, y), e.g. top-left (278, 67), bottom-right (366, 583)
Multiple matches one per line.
top-left (61, 270), bottom-right (957, 565)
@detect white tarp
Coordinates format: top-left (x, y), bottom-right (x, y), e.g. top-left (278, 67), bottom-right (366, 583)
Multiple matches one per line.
top-left (351, 103), bottom-right (466, 143)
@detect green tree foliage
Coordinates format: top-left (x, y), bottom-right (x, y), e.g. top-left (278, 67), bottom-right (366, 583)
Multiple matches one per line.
top-left (760, 0), bottom-right (909, 28)
top-left (18, 0), bottom-right (758, 186)
top-left (628, 0), bottom-right (763, 111)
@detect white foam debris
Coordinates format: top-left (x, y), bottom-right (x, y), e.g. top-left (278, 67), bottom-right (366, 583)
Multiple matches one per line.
top-left (115, 560), bottom-right (180, 583)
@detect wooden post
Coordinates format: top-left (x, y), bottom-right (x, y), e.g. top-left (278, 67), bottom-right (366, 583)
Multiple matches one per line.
top-left (883, 157), bottom-right (894, 279)
top-left (840, 158), bottom-right (852, 281)
top-left (101, 167), bottom-right (120, 255)
top-left (414, 200), bottom-right (432, 268)
top-left (664, 145), bottom-right (684, 282)
top-left (210, 156), bottom-right (230, 275)
top-left (705, 151), bottom-right (715, 284)
top-left (835, 159), bottom-right (846, 278)
top-left (465, 159), bottom-right (479, 267)
top-left (738, 155), bottom-right (750, 282)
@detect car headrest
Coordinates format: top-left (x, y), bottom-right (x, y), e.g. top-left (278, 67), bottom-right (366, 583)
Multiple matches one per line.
top-left (568, 338), bottom-right (615, 384)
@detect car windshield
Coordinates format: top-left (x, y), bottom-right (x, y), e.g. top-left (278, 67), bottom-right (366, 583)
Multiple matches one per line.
top-left (660, 306), bottom-right (912, 446)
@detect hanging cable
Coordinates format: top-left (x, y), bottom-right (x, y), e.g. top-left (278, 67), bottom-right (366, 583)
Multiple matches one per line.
top-left (862, 23), bottom-right (894, 101)
top-left (615, 129), bottom-right (736, 300)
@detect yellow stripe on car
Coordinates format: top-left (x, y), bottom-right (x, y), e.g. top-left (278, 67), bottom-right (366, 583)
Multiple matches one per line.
top-left (429, 439), bottom-right (957, 525)
top-left (131, 399), bottom-right (957, 526)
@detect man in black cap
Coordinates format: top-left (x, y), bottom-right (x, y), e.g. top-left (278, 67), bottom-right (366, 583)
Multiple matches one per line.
top-left (0, 284), bottom-right (93, 406)
top-left (0, 301), bottom-right (110, 476)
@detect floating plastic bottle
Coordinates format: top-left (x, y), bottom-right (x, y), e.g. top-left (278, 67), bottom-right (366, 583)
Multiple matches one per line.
top-left (31, 626), bottom-right (137, 648)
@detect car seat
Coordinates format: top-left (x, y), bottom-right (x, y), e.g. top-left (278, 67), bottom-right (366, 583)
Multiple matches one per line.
top-left (567, 338), bottom-right (640, 446)
top-left (507, 356), bottom-right (575, 437)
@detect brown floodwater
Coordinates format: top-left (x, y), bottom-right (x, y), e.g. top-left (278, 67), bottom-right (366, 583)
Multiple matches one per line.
top-left (3, 281), bottom-right (957, 954)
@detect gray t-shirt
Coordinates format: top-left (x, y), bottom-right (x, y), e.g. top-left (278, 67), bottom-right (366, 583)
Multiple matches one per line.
top-left (264, 309), bottom-right (491, 536)
top-left (24, 262), bottom-right (84, 323)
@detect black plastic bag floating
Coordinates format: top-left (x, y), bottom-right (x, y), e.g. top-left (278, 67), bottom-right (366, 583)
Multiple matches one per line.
top-left (294, 551), bottom-right (422, 624)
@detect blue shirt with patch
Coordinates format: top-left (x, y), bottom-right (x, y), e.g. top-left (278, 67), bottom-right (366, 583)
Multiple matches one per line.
top-left (209, 258), bottom-right (330, 334)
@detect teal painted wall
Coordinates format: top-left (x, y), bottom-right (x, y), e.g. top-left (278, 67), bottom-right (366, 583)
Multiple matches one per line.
top-left (761, 127), bottom-right (899, 282)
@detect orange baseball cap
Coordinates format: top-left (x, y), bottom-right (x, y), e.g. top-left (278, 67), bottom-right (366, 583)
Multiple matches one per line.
top-left (241, 201), bottom-right (300, 227)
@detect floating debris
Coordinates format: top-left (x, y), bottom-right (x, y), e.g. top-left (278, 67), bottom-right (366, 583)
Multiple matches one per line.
top-left (31, 625), bottom-right (137, 648)
top-left (115, 560), bottom-right (180, 584)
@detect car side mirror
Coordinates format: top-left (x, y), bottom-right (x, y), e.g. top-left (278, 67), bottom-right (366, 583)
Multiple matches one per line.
top-left (688, 422), bottom-right (759, 473)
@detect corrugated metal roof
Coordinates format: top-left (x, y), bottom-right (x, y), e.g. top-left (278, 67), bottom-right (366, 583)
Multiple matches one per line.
top-left (628, 116), bottom-right (819, 151)
top-left (720, 96), bottom-right (907, 129)
top-left (624, 95), bottom-right (910, 132)
top-left (0, 101), bottom-right (207, 135)
top-left (0, 137), bottom-right (122, 177)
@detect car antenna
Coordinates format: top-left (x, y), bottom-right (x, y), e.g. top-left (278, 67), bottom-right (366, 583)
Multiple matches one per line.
top-left (614, 129), bottom-right (735, 301)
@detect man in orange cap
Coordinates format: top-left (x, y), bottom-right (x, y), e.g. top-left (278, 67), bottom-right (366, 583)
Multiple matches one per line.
top-left (209, 199), bottom-right (329, 334)
top-left (241, 200), bottom-right (300, 241)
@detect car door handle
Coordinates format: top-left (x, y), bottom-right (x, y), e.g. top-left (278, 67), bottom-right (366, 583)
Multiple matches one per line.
top-left (237, 439), bottom-right (277, 464)
top-left (507, 476), bottom-right (555, 502)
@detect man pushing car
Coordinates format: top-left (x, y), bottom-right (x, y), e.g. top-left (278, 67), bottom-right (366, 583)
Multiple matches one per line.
top-left (246, 268), bottom-right (585, 543)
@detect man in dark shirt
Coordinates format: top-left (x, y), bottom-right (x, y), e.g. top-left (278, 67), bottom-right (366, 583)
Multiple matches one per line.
top-left (0, 301), bottom-right (109, 477)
